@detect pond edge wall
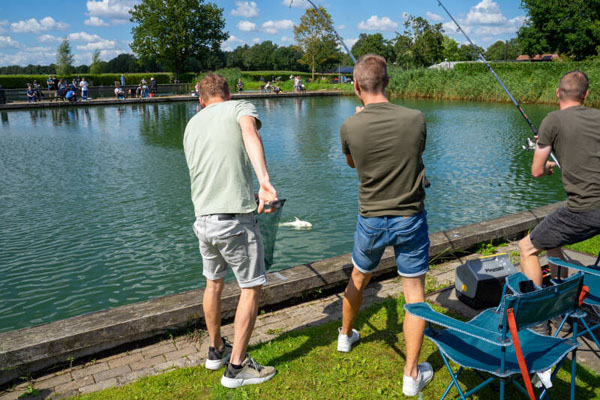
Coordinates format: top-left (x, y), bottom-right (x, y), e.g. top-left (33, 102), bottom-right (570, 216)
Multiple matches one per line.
top-left (0, 201), bottom-right (563, 385)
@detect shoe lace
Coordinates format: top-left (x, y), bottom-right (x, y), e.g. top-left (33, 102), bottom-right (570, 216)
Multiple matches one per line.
top-left (247, 356), bottom-right (263, 372)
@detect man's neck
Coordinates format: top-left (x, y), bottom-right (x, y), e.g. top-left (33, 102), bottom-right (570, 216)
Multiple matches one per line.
top-left (202, 96), bottom-right (227, 107)
top-left (559, 100), bottom-right (583, 110)
top-left (360, 92), bottom-right (388, 107)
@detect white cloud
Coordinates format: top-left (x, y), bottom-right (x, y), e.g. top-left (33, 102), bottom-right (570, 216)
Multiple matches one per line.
top-left (261, 19), bottom-right (294, 34)
top-left (252, 37), bottom-right (261, 43)
top-left (281, 36), bottom-right (293, 43)
top-left (281, 0), bottom-right (309, 8)
top-left (0, 35), bottom-right (19, 48)
top-left (344, 38), bottom-right (358, 49)
top-left (231, 1), bottom-right (259, 18)
top-left (85, 16), bottom-right (110, 27)
top-left (38, 34), bottom-right (62, 43)
top-left (222, 35), bottom-right (244, 51)
top-left (0, 51), bottom-right (56, 66)
top-left (76, 40), bottom-right (116, 51)
top-left (337, 24), bottom-right (346, 30)
top-left (358, 16), bottom-right (398, 31)
top-left (444, 1), bottom-right (526, 40)
top-left (426, 12), bottom-right (444, 22)
top-left (0, 20), bottom-right (8, 34)
top-left (237, 20), bottom-right (256, 32)
top-left (10, 17), bottom-right (69, 34)
top-left (22, 46), bottom-right (51, 53)
top-left (68, 32), bottom-right (103, 42)
top-left (86, 0), bottom-right (137, 19)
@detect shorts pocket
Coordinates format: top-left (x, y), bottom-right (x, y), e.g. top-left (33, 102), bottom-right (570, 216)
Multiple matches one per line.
top-left (355, 220), bottom-right (380, 254)
top-left (219, 228), bottom-right (249, 265)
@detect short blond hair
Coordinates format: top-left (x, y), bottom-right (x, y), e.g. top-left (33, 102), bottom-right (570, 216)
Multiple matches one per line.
top-left (559, 70), bottom-right (589, 103)
top-left (198, 73), bottom-right (230, 101)
top-left (354, 54), bottom-right (388, 93)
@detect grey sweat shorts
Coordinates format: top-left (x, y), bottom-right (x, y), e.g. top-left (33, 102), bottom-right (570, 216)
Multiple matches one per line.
top-left (530, 206), bottom-right (600, 250)
top-left (193, 212), bottom-right (266, 288)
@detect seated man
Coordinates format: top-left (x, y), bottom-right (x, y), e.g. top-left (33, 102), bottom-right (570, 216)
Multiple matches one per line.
top-left (264, 81), bottom-right (272, 93)
top-left (114, 85), bottom-right (125, 99)
top-left (519, 71), bottom-right (600, 310)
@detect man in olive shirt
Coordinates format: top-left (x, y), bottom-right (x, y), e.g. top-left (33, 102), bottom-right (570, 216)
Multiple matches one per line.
top-left (337, 54), bottom-right (433, 397)
top-left (519, 70), bottom-right (600, 286)
top-left (183, 73), bottom-right (278, 388)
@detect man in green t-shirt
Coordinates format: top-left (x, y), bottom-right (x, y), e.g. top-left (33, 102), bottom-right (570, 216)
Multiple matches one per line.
top-left (337, 54), bottom-right (433, 397)
top-left (183, 73), bottom-right (278, 388)
top-left (519, 70), bottom-right (600, 288)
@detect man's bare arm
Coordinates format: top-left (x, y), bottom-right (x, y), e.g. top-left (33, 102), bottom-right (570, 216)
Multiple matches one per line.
top-left (239, 115), bottom-right (278, 213)
top-left (345, 154), bottom-right (355, 168)
top-left (531, 143), bottom-right (555, 178)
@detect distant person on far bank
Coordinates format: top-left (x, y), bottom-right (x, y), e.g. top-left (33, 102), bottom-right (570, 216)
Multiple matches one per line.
top-left (519, 70), bottom-right (600, 304)
top-left (26, 84), bottom-right (36, 103)
top-left (338, 54), bottom-right (433, 397)
top-left (120, 74), bottom-right (125, 87)
top-left (183, 73), bottom-right (278, 388)
top-left (237, 78), bottom-right (243, 93)
top-left (79, 77), bottom-right (88, 101)
top-left (150, 77), bottom-right (157, 97)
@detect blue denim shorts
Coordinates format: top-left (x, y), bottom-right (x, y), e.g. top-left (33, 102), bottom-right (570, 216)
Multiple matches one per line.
top-left (352, 211), bottom-right (430, 277)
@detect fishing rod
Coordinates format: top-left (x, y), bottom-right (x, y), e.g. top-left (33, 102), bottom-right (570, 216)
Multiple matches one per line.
top-left (437, 0), bottom-right (561, 169)
top-left (291, 0), bottom-right (357, 64)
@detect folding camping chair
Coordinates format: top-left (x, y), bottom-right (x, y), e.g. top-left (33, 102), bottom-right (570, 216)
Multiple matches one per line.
top-left (404, 272), bottom-right (584, 400)
top-left (548, 256), bottom-right (600, 349)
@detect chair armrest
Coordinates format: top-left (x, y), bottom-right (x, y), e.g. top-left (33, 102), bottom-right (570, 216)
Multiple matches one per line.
top-left (505, 272), bottom-right (542, 294)
top-left (404, 302), bottom-right (509, 346)
top-left (548, 258), bottom-right (600, 276)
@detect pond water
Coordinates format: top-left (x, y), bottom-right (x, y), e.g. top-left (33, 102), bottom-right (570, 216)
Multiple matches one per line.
top-left (0, 96), bottom-right (564, 333)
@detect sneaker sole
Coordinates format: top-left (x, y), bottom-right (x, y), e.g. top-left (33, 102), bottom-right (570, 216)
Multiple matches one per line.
top-left (205, 359), bottom-right (225, 370)
top-left (221, 371), bottom-right (277, 388)
top-left (337, 342), bottom-right (355, 352)
top-left (403, 371), bottom-right (434, 396)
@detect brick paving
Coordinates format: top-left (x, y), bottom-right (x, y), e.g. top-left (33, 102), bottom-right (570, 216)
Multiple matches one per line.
top-left (2, 243), bottom-right (599, 399)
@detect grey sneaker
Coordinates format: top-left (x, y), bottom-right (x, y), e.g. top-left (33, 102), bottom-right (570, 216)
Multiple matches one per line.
top-left (205, 337), bottom-right (232, 370)
top-left (403, 362), bottom-right (434, 396)
top-left (221, 355), bottom-right (277, 388)
top-left (531, 320), bottom-right (551, 336)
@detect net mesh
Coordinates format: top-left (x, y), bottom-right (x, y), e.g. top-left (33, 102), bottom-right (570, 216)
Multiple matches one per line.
top-left (256, 199), bottom-right (286, 270)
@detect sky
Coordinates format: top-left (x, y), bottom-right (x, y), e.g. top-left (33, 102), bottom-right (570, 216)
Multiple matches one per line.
top-left (0, 0), bottom-right (527, 67)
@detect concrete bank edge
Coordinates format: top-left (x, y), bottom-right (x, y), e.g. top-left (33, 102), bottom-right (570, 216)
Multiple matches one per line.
top-left (0, 201), bottom-right (562, 384)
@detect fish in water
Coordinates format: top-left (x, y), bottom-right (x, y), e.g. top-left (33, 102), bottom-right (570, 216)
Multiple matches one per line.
top-left (279, 217), bottom-right (312, 229)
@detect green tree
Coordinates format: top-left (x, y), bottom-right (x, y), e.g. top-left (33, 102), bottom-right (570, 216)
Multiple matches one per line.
top-left (89, 50), bottom-right (102, 74)
top-left (485, 39), bottom-right (522, 61)
top-left (458, 43), bottom-right (484, 61)
top-left (406, 16), bottom-right (444, 67)
top-left (442, 36), bottom-right (460, 61)
top-left (130, 0), bottom-right (228, 76)
top-left (106, 53), bottom-right (140, 73)
top-left (518, 0), bottom-right (600, 60)
top-left (56, 38), bottom-right (74, 76)
top-left (392, 34), bottom-right (413, 68)
top-left (246, 41), bottom-right (278, 70)
top-left (271, 46), bottom-right (305, 71)
top-left (351, 33), bottom-right (395, 61)
top-left (294, 6), bottom-right (340, 80)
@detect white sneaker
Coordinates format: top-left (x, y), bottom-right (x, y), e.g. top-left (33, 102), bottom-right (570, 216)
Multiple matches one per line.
top-left (403, 362), bottom-right (434, 396)
top-left (532, 369), bottom-right (553, 389)
top-left (337, 327), bottom-right (360, 352)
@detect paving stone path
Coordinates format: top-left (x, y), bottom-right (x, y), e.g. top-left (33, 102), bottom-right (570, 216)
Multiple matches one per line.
top-left (2, 244), bottom-right (599, 399)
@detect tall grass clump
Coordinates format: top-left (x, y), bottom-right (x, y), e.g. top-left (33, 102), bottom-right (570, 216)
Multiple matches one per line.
top-left (387, 62), bottom-right (600, 108)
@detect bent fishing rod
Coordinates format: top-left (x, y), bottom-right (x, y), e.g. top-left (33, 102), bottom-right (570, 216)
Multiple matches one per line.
top-left (437, 0), bottom-right (561, 169)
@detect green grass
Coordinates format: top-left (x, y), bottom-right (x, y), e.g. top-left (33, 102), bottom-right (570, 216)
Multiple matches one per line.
top-left (565, 235), bottom-right (600, 256)
top-left (71, 295), bottom-right (600, 400)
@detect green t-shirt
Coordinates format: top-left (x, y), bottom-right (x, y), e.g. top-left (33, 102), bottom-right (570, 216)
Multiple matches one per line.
top-left (340, 102), bottom-right (427, 217)
top-left (183, 100), bottom-right (261, 216)
top-left (538, 105), bottom-right (600, 212)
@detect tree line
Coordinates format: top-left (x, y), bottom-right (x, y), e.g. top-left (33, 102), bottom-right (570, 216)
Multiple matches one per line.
top-left (1, 0), bottom-right (599, 76)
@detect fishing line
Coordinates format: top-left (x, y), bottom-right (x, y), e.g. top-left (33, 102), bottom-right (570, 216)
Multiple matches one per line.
top-left (437, 0), bottom-right (561, 169)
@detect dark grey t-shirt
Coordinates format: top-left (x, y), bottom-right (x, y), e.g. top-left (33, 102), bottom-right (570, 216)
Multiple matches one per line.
top-left (340, 102), bottom-right (426, 217)
top-left (538, 105), bottom-right (600, 212)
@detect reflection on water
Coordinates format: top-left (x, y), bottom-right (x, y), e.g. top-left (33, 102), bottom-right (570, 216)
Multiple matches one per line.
top-left (0, 97), bottom-right (564, 332)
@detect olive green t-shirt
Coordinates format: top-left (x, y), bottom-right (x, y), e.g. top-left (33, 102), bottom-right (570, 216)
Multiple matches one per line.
top-left (538, 105), bottom-right (600, 212)
top-left (183, 100), bottom-right (261, 216)
top-left (340, 102), bottom-right (427, 217)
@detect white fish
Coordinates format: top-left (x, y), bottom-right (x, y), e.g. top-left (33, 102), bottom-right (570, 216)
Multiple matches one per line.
top-left (279, 217), bottom-right (312, 229)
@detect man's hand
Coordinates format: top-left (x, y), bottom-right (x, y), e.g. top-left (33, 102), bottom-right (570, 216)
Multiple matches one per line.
top-left (257, 181), bottom-right (278, 214)
top-left (544, 161), bottom-right (556, 176)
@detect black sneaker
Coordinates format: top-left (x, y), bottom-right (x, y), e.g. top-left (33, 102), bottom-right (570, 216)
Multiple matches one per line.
top-left (221, 355), bottom-right (277, 388)
top-left (205, 337), bottom-right (232, 370)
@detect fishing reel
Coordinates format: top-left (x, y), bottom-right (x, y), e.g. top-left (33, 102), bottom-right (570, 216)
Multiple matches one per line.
top-left (522, 137), bottom-right (536, 151)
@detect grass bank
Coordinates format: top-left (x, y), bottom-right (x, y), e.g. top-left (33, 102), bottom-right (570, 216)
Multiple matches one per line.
top-left (72, 294), bottom-right (599, 400)
top-left (387, 62), bottom-right (600, 108)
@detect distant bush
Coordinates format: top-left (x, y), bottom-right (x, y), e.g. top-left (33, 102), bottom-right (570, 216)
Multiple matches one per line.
top-left (0, 72), bottom-right (197, 89)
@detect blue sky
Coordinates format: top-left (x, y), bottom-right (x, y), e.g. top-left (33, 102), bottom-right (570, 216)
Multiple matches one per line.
top-left (0, 0), bottom-right (526, 67)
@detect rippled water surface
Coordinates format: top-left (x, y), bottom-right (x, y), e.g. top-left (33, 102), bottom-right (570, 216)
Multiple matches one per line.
top-left (0, 97), bottom-right (564, 332)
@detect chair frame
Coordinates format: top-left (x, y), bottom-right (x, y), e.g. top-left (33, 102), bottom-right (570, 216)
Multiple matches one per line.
top-left (405, 272), bottom-right (584, 400)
